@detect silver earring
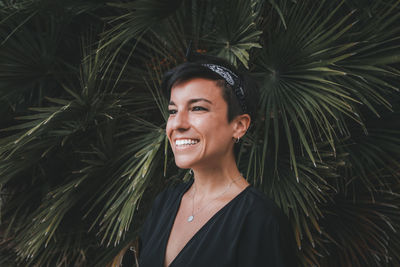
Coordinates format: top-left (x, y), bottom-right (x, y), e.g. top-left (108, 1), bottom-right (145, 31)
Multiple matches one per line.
top-left (189, 169), bottom-right (193, 175)
top-left (235, 137), bottom-right (240, 143)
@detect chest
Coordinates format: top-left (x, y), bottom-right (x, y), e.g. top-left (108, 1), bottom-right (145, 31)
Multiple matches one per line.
top-left (138, 185), bottom-right (260, 267)
top-left (164, 195), bottom-right (231, 266)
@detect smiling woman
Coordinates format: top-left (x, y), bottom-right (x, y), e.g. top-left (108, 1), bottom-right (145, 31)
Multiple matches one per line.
top-left (167, 78), bottom-right (243, 170)
top-left (137, 56), bottom-right (298, 267)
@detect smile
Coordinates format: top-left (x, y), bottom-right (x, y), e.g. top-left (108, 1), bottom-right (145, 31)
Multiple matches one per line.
top-left (175, 139), bottom-right (199, 146)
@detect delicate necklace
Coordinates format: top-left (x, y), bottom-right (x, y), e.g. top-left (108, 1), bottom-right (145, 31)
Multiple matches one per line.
top-left (187, 176), bottom-right (242, 222)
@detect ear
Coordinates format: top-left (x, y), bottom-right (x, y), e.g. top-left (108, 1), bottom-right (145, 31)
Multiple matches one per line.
top-left (231, 114), bottom-right (251, 139)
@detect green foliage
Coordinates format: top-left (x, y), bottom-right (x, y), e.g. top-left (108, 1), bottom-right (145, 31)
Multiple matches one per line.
top-left (0, 0), bottom-right (399, 266)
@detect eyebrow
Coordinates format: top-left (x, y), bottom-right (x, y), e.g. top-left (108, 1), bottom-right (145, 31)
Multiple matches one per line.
top-left (169, 98), bottom-right (213, 105)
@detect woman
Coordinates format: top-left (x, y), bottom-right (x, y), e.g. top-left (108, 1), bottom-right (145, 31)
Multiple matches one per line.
top-left (137, 56), bottom-right (297, 267)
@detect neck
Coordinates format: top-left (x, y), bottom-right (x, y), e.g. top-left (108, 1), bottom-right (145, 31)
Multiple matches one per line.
top-left (190, 157), bottom-right (243, 197)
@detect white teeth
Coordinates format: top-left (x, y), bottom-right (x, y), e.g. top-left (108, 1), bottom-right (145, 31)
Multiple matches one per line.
top-left (175, 139), bottom-right (199, 146)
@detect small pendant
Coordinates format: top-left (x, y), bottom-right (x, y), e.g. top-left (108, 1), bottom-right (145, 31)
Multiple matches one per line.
top-left (187, 215), bottom-right (194, 222)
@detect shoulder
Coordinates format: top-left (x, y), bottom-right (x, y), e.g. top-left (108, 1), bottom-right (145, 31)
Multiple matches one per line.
top-left (236, 187), bottom-right (299, 266)
top-left (237, 186), bottom-right (293, 239)
top-left (241, 186), bottom-right (285, 221)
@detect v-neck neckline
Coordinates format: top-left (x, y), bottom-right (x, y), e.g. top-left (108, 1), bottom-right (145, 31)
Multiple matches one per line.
top-left (162, 179), bottom-right (251, 267)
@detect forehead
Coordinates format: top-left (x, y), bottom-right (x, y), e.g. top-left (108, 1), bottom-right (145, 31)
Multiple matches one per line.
top-left (169, 78), bottom-right (224, 103)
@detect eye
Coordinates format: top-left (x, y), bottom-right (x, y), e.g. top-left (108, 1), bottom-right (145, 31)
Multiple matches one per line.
top-left (192, 106), bottom-right (208, 111)
top-left (168, 109), bottom-right (177, 115)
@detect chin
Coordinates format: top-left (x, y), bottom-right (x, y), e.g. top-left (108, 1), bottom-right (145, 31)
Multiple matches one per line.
top-left (173, 155), bottom-right (200, 169)
top-left (174, 159), bottom-right (194, 170)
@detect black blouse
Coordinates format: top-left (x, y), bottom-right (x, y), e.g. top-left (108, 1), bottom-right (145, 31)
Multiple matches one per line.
top-left (138, 179), bottom-right (298, 267)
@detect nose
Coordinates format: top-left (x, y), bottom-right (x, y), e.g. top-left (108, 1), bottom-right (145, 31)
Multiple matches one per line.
top-left (169, 110), bottom-right (190, 131)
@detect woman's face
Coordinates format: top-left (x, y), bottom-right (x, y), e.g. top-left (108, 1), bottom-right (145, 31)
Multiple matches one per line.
top-left (166, 78), bottom-right (236, 169)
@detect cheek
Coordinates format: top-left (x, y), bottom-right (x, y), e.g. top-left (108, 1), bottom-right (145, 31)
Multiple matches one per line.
top-left (165, 120), bottom-right (173, 142)
top-left (196, 116), bottom-right (231, 141)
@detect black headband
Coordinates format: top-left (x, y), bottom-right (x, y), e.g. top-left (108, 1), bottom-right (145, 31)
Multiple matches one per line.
top-left (201, 63), bottom-right (247, 113)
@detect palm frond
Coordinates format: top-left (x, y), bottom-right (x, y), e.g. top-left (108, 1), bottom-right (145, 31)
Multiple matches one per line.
top-left (100, 0), bottom-right (184, 51)
top-left (207, 0), bottom-right (262, 67)
top-left (1, 0), bottom-right (399, 266)
top-left (319, 184), bottom-right (400, 266)
top-left (253, 0), bottom-right (398, 180)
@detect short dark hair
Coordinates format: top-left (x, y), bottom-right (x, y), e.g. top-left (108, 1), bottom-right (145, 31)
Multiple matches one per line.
top-left (161, 55), bottom-right (258, 123)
